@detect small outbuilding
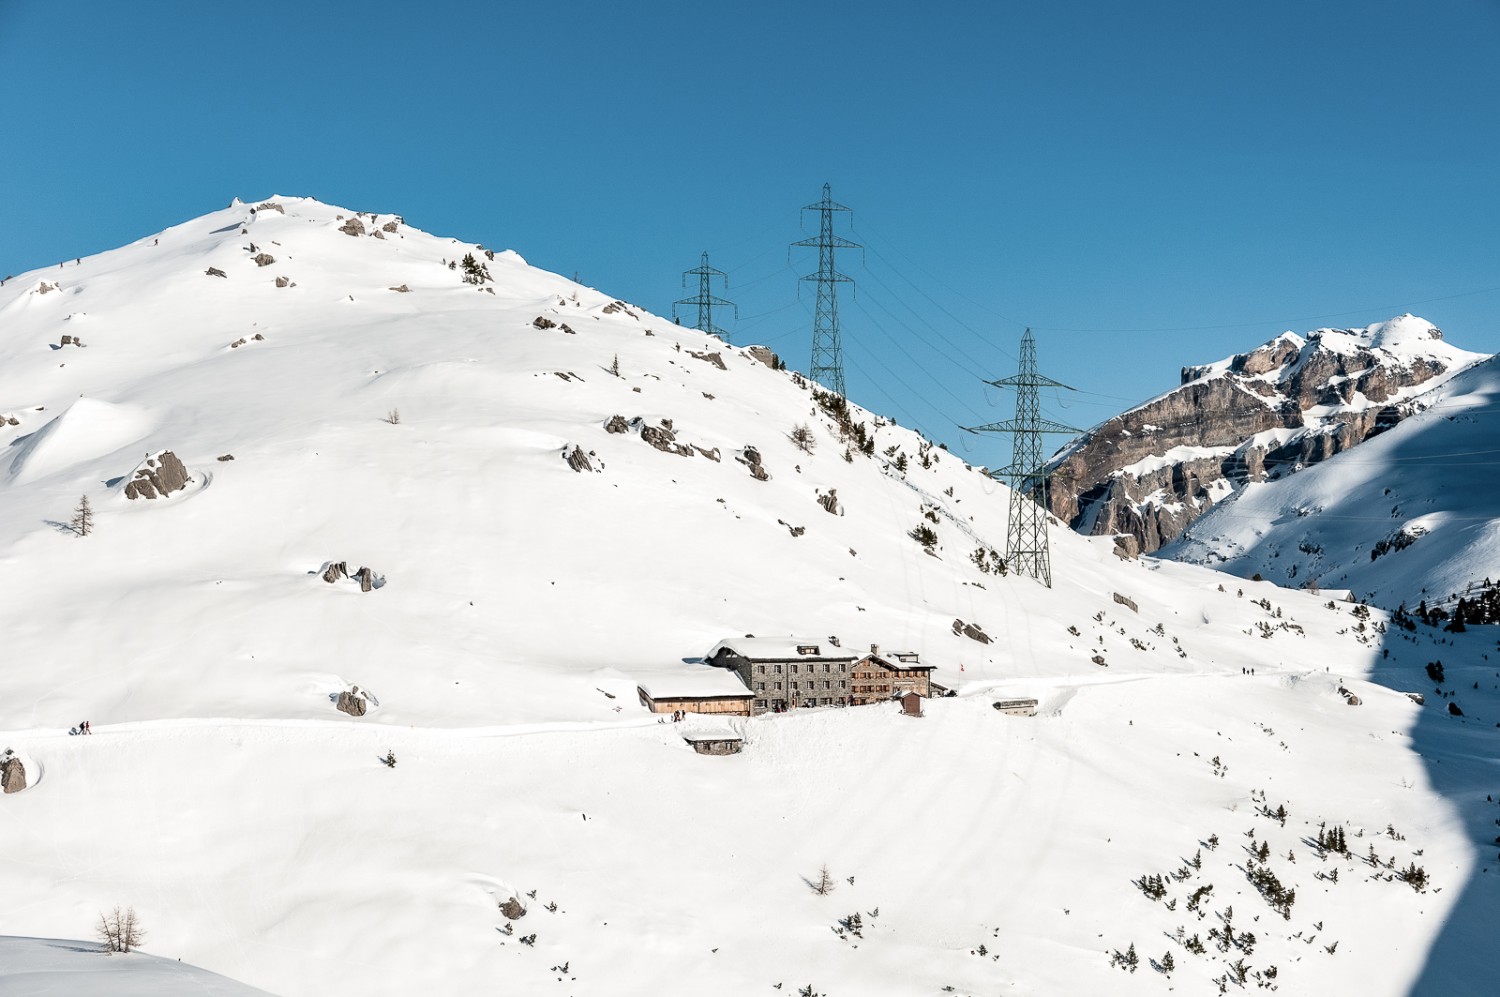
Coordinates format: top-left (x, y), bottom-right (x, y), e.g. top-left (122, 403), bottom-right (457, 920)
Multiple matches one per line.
top-left (992, 698), bottom-right (1039, 717)
top-left (900, 690), bottom-right (923, 717)
top-left (683, 735), bottom-right (744, 756)
top-left (636, 667), bottom-right (754, 717)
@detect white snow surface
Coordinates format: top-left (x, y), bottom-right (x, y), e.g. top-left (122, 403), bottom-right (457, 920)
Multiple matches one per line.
top-left (1, 197), bottom-right (1497, 996)
top-left (0, 936), bottom-right (275, 995)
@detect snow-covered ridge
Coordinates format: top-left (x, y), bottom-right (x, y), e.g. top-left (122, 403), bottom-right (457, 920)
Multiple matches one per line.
top-left (1048, 314), bottom-right (1490, 554)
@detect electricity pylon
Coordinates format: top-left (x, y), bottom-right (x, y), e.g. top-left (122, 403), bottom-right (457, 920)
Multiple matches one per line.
top-left (792, 183), bottom-right (860, 397)
top-left (963, 328), bottom-right (1080, 588)
top-left (673, 251), bottom-right (737, 341)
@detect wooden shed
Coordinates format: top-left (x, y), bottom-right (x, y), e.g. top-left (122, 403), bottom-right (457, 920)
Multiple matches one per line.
top-left (900, 690), bottom-right (923, 717)
top-left (636, 666), bottom-right (754, 717)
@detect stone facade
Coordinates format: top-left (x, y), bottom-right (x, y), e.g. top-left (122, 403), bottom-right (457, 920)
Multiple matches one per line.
top-left (850, 652), bottom-right (932, 705)
top-left (707, 640), bottom-right (931, 714)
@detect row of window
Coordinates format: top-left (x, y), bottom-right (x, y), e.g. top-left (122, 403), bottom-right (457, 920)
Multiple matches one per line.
top-left (754, 680), bottom-right (847, 692)
top-left (755, 662), bottom-right (840, 675)
top-left (754, 698), bottom-right (839, 710)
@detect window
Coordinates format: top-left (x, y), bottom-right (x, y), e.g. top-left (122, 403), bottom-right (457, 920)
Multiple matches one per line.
top-left (756, 681), bottom-right (765, 692)
top-left (754, 700), bottom-right (766, 710)
top-left (823, 663), bottom-right (831, 673)
top-left (797, 644), bottom-right (819, 655)
top-left (774, 682), bottom-right (782, 691)
top-left (839, 680), bottom-right (847, 689)
top-left (824, 680), bottom-right (832, 690)
top-left (757, 665), bottom-right (766, 674)
top-left (775, 664), bottom-right (783, 674)
top-left (791, 664), bottom-right (799, 674)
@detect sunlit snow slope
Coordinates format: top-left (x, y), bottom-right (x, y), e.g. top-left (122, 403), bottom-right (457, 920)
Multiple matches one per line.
top-left (2, 198), bottom-right (1497, 997)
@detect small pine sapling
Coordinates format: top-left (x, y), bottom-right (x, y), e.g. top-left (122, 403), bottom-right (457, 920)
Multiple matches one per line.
top-left (383, 749), bottom-right (397, 768)
top-left (71, 494), bottom-right (94, 537)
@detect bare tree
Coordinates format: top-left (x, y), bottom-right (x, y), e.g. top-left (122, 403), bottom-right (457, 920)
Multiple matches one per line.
top-left (812, 864), bottom-right (835, 895)
top-left (385, 408), bottom-right (401, 425)
top-left (96, 906), bottom-right (145, 953)
top-left (70, 494), bottom-right (93, 536)
top-left (789, 423), bottom-right (816, 454)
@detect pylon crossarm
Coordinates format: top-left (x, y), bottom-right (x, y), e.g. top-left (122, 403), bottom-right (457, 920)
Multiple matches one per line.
top-left (985, 374), bottom-right (1073, 390)
top-left (792, 234), bottom-right (861, 250)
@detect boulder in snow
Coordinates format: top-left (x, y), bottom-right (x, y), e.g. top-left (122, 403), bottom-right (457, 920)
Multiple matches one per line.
top-left (123, 450), bottom-right (193, 500)
top-left (1, 751), bottom-right (25, 794)
top-left (335, 687), bottom-right (369, 717)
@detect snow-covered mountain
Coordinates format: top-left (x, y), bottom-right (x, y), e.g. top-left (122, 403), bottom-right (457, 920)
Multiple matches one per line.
top-left (1162, 352), bottom-right (1500, 611)
top-left (2, 198), bottom-right (1498, 997)
top-left (1048, 316), bottom-right (1487, 553)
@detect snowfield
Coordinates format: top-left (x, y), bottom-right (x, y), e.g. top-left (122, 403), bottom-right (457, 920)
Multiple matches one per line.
top-left (1, 198), bottom-right (1497, 995)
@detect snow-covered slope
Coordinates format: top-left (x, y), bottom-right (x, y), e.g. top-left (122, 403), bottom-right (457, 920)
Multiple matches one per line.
top-left (1163, 353), bottom-right (1500, 610)
top-left (0, 936), bottom-right (275, 995)
top-left (2, 198), bottom-right (1498, 996)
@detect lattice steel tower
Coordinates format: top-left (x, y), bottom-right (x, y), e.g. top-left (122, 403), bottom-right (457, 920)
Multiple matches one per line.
top-left (792, 183), bottom-right (860, 397)
top-left (673, 251), bottom-right (737, 341)
top-left (963, 328), bottom-right (1080, 588)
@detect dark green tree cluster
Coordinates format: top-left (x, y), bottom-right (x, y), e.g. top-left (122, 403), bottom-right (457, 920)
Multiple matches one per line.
top-left (812, 389), bottom-right (875, 456)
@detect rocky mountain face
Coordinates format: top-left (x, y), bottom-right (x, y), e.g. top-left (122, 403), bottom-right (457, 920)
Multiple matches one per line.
top-left (1046, 316), bottom-right (1487, 553)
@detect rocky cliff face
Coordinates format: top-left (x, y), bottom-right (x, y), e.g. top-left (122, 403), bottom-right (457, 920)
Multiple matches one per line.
top-left (1046, 316), bottom-right (1486, 553)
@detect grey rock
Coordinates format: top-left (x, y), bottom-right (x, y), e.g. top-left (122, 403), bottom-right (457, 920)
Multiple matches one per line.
top-left (566, 445), bottom-right (593, 473)
top-left (1, 754), bottom-right (25, 794)
top-left (335, 689), bottom-right (368, 717)
top-left (604, 415), bottom-right (630, 434)
top-left (124, 450), bottom-right (192, 500)
top-left (1048, 324), bottom-right (1467, 553)
top-left (747, 345), bottom-right (779, 369)
top-left (1112, 592), bottom-right (1138, 613)
top-left (252, 253), bottom-right (276, 267)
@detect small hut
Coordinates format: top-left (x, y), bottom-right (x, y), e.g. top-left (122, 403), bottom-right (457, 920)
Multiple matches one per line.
top-left (900, 690), bottom-right (923, 717)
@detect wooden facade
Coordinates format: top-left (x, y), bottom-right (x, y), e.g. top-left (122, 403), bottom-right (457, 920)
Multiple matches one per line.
top-left (636, 686), bottom-right (753, 717)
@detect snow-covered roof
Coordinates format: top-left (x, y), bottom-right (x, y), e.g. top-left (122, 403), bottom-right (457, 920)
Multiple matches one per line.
top-left (707, 636), bottom-right (859, 661)
top-left (636, 666), bottom-right (752, 699)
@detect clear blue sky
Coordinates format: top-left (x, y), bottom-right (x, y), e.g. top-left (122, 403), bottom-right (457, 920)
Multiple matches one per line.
top-left (3, 1), bottom-right (1497, 470)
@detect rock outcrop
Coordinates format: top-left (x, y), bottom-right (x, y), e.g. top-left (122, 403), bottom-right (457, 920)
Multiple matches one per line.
top-left (124, 451), bottom-right (192, 500)
top-left (336, 687), bottom-right (369, 717)
top-left (1, 751), bottom-right (25, 793)
top-left (1047, 316), bottom-right (1483, 553)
